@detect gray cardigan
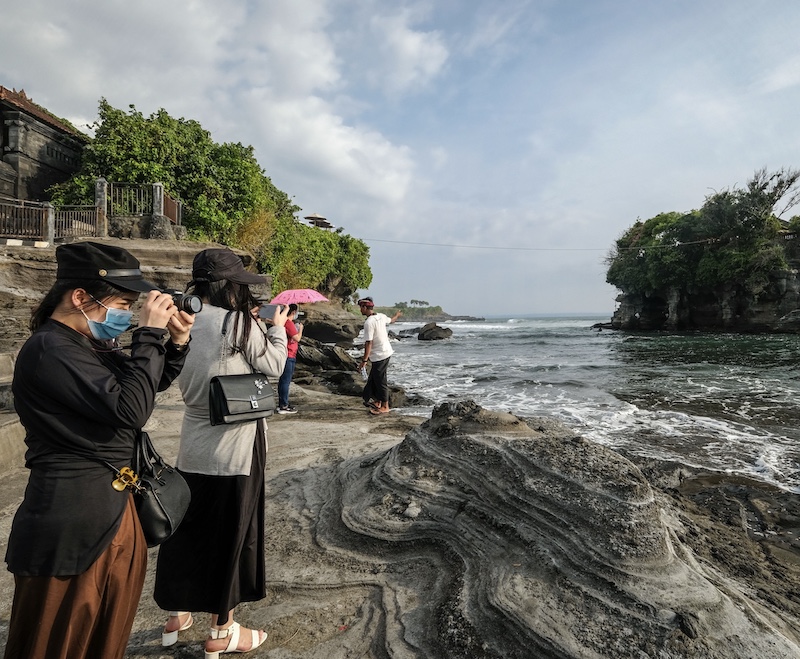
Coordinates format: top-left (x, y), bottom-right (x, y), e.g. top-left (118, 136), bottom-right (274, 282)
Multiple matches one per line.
top-left (176, 305), bottom-right (287, 476)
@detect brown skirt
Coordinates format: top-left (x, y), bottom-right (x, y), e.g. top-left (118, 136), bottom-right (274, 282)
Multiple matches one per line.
top-left (2, 495), bottom-right (147, 659)
top-left (153, 422), bottom-right (266, 625)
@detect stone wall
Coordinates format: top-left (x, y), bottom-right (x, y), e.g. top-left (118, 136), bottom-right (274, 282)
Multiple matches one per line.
top-left (0, 109), bottom-right (84, 201)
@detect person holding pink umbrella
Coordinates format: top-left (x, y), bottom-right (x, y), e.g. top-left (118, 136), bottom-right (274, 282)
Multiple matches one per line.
top-left (277, 303), bottom-right (303, 414)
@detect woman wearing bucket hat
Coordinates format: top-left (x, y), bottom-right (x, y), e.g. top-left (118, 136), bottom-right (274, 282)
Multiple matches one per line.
top-left (3, 241), bottom-right (194, 659)
top-left (154, 248), bottom-right (288, 657)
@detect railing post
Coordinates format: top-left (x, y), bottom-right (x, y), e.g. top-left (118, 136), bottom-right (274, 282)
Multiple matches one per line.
top-left (44, 203), bottom-right (55, 244)
top-left (152, 182), bottom-right (164, 216)
top-left (95, 178), bottom-right (108, 237)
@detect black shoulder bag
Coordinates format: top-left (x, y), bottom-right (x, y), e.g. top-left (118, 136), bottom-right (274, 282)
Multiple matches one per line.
top-left (130, 430), bottom-right (191, 547)
top-left (98, 431), bottom-right (191, 547)
top-left (208, 311), bottom-right (276, 425)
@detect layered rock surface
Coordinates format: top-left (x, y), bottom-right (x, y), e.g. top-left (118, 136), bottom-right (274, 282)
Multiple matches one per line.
top-left (1, 386), bottom-right (798, 657)
top-left (294, 401), bottom-right (800, 658)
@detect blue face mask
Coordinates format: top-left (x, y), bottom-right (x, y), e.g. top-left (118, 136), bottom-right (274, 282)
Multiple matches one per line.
top-left (81, 297), bottom-right (134, 340)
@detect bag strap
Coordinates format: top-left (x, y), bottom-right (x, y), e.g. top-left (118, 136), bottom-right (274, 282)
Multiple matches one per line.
top-left (133, 430), bottom-right (167, 473)
top-left (60, 431), bottom-right (160, 493)
top-left (220, 310), bottom-right (258, 375)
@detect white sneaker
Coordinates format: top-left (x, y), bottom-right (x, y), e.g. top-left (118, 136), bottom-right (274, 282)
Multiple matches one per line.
top-left (278, 406), bottom-right (297, 414)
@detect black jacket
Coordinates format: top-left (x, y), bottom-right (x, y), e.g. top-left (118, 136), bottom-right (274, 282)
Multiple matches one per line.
top-left (5, 320), bottom-right (187, 576)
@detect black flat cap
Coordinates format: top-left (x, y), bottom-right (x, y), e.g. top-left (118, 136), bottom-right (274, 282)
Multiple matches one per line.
top-left (192, 248), bottom-right (266, 285)
top-left (56, 242), bottom-right (157, 293)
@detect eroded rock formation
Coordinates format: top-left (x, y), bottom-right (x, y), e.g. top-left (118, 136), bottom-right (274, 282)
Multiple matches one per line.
top-left (611, 267), bottom-right (800, 332)
top-left (306, 401), bottom-right (800, 658)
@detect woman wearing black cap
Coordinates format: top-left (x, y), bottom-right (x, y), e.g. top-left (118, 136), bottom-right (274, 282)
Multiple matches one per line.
top-left (153, 248), bottom-right (288, 657)
top-left (2, 241), bottom-right (195, 659)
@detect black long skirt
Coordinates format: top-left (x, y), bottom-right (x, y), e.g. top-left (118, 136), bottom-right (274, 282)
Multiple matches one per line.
top-left (153, 423), bottom-right (266, 625)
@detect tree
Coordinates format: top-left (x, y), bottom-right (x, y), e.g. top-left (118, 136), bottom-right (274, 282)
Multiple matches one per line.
top-left (606, 169), bottom-right (798, 296)
top-left (246, 214), bottom-right (372, 300)
top-left (48, 99), bottom-right (373, 301)
top-left (49, 99), bottom-right (299, 242)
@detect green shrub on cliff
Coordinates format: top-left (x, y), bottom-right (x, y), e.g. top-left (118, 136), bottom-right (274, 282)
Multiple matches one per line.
top-left (237, 211), bottom-right (372, 300)
top-left (374, 302), bottom-right (445, 320)
top-left (606, 168), bottom-right (799, 296)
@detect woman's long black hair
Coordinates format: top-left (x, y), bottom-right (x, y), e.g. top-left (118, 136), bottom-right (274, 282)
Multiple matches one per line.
top-left (30, 279), bottom-right (121, 332)
top-left (187, 279), bottom-right (266, 357)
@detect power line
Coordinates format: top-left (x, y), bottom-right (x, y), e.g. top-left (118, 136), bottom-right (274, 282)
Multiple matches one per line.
top-left (361, 237), bottom-right (716, 252)
top-left (362, 237), bottom-right (604, 251)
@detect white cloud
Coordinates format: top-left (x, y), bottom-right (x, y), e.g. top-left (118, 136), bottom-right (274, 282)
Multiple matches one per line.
top-left (239, 90), bottom-right (414, 206)
top-left (757, 55), bottom-right (800, 95)
top-left (363, 9), bottom-right (449, 95)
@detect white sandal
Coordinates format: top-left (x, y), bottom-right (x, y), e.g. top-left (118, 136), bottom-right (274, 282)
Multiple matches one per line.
top-left (162, 610), bottom-right (193, 646)
top-left (204, 621), bottom-right (267, 658)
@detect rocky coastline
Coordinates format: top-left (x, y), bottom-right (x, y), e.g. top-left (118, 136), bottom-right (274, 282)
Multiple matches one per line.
top-left (0, 240), bottom-right (798, 657)
top-left (2, 388), bottom-right (797, 657)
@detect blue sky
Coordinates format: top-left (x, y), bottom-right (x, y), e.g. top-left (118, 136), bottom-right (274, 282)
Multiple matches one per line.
top-left (4, 0), bottom-right (800, 316)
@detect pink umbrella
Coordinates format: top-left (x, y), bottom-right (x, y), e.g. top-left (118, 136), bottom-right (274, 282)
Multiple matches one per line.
top-left (271, 288), bottom-right (329, 305)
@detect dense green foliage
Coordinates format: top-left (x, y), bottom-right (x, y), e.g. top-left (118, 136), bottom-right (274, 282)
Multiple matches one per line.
top-left (606, 168), bottom-right (800, 296)
top-left (239, 211), bottom-right (372, 300)
top-left (48, 99), bottom-right (373, 300)
top-left (49, 99), bottom-right (296, 242)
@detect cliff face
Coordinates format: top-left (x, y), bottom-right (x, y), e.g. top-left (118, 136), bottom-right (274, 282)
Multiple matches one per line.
top-left (611, 265), bottom-right (800, 332)
top-left (0, 239), bottom-right (265, 354)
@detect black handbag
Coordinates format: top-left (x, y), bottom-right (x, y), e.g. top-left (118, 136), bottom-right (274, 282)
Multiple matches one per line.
top-left (209, 373), bottom-right (276, 425)
top-left (129, 431), bottom-right (191, 547)
top-left (208, 311), bottom-right (276, 426)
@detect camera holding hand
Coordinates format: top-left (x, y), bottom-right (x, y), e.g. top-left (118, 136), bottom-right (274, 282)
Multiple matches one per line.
top-left (163, 289), bottom-right (203, 314)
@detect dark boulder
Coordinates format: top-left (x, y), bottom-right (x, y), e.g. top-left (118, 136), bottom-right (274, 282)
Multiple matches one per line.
top-left (297, 302), bottom-right (362, 344)
top-left (417, 322), bottom-right (453, 341)
top-left (296, 337), bottom-right (358, 372)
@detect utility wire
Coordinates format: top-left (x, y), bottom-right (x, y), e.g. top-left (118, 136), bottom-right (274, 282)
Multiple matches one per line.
top-left (361, 237), bottom-right (717, 252)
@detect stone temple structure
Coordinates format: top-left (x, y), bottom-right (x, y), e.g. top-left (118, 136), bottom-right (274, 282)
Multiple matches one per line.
top-left (0, 86), bottom-right (87, 201)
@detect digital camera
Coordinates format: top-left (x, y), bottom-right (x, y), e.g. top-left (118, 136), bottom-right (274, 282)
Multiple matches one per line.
top-left (163, 289), bottom-right (203, 314)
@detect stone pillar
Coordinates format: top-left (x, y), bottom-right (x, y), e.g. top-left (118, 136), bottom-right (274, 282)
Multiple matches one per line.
top-left (44, 203), bottom-right (55, 245)
top-left (152, 182), bottom-right (164, 216)
top-left (95, 178), bottom-right (108, 237)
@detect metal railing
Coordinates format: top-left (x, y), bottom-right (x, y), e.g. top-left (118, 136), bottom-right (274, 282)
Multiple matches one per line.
top-left (108, 183), bottom-right (153, 217)
top-left (1, 180), bottom-right (182, 242)
top-left (163, 192), bottom-right (182, 225)
top-left (0, 199), bottom-right (48, 239)
top-left (54, 206), bottom-right (99, 238)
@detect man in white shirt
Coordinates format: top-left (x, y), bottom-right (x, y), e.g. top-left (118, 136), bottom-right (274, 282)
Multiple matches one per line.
top-left (357, 297), bottom-right (402, 414)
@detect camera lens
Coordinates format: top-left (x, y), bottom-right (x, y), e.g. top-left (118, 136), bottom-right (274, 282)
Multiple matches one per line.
top-left (163, 290), bottom-right (203, 314)
top-left (174, 293), bottom-right (202, 314)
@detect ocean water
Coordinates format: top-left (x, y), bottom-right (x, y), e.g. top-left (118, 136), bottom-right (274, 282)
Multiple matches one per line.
top-left (385, 315), bottom-right (800, 493)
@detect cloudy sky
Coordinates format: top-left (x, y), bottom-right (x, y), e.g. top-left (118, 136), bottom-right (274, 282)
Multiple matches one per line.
top-left (4, 0), bottom-right (800, 316)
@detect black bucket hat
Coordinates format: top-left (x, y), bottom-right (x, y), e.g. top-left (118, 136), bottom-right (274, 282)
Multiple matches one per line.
top-left (55, 242), bottom-right (157, 293)
top-left (192, 248), bottom-right (266, 285)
